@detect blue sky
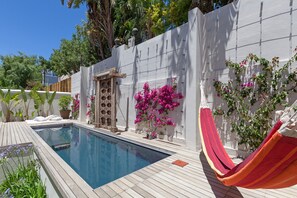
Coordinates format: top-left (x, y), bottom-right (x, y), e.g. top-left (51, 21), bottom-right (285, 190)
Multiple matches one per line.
top-left (0, 1), bottom-right (86, 59)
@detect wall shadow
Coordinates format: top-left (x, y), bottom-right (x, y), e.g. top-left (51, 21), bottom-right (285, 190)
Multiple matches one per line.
top-left (201, 1), bottom-right (239, 149)
top-left (199, 151), bottom-right (243, 198)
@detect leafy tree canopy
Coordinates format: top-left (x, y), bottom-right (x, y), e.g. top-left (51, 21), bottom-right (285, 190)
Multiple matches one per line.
top-left (49, 24), bottom-right (99, 76)
top-left (55, 0), bottom-right (234, 75)
top-left (0, 53), bottom-right (43, 89)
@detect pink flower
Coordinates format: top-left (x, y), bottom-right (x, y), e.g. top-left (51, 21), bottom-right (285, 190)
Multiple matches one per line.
top-left (143, 82), bottom-right (150, 91)
top-left (90, 95), bottom-right (95, 101)
top-left (241, 82), bottom-right (254, 88)
top-left (134, 82), bottom-right (183, 128)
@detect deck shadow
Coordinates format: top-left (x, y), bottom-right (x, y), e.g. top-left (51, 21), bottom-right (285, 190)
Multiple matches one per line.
top-left (199, 152), bottom-right (243, 198)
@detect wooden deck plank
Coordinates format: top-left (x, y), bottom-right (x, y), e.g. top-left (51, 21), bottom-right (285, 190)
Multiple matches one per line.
top-left (29, 130), bottom-right (94, 197)
top-left (118, 191), bottom-right (133, 198)
top-left (94, 188), bottom-right (111, 198)
top-left (106, 182), bottom-right (124, 194)
top-left (13, 122), bottom-right (22, 144)
top-left (2, 121), bottom-right (297, 198)
top-left (125, 188), bottom-right (143, 198)
top-left (16, 122), bottom-right (29, 144)
top-left (17, 122), bottom-right (30, 143)
top-left (160, 162), bottom-right (235, 197)
top-left (22, 123), bottom-right (91, 198)
top-left (11, 122), bottom-right (18, 144)
top-left (0, 123), bottom-right (3, 147)
top-left (119, 178), bottom-right (135, 188)
top-left (136, 183), bottom-right (166, 198)
top-left (133, 170), bottom-right (150, 180)
top-left (157, 171), bottom-right (213, 197)
top-left (21, 123), bottom-right (77, 198)
top-left (123, 175), bottom-right (141, 186)
top-left (2, 123), bottom-right (7, 146)
top-left (101, 185), bottom-right (117, 197)
top-left (15, 122), bottom-right (25, 143)
top-left (153, 173), bottom-right (200, 198)
top-left (9, 123), bottom-right (14, 145)
top-left (131, 186), bottom-right (155, 198)
top-left (129, 173), bottom-right (144, 183)
top-left (147, 177), bottom-right (189, 198)
top-left (114, 180), bottom-right (130, 191)
top-left (143, 178), bottom-right (178, 198)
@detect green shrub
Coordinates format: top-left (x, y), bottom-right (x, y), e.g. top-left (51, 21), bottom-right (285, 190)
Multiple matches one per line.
top-left (0, 144), bottom-right (46, 198)
top-left (58, 95), bottom-right (72, 111)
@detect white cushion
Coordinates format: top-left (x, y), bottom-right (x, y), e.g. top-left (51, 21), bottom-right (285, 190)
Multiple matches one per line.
top-left (46, 115), bottom-right (56, 120)
top-left (33, 116), bottom-right (47, 122)
top-left (49, 116), bottom-right (63, 121)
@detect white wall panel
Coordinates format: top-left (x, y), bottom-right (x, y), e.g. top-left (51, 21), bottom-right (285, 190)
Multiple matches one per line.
top-left (70, 0), bottom-right (295, 152)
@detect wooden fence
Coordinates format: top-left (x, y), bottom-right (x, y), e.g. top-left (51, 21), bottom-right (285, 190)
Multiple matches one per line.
top-left (46, 77), bottom-right (71, 92)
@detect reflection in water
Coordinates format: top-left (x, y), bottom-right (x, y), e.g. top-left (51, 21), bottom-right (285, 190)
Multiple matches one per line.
top-left (35, 126), bottom-right (169, 188)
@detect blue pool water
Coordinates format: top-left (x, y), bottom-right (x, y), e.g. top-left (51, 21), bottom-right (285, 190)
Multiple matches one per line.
top-left (35, 126), bottom-right (169, 188)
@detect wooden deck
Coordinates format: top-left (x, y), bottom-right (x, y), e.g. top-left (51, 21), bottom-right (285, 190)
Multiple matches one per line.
top-left (1, 121), bottom-right (297, 198)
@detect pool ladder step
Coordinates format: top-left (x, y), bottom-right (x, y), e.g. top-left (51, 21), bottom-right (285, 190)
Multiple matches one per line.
top-left (52, 143), bottom-right (70, 151)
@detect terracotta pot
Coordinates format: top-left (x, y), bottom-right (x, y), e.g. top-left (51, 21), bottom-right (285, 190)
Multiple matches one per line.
top-left (60, 110), bottom-right (71, 119)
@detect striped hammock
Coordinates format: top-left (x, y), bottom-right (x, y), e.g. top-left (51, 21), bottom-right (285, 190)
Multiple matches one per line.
top-left (199, 86), bottom-right (297, 189)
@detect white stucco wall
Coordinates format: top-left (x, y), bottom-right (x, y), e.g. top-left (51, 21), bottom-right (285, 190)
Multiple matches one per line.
top-left (202, 0), bottom-right (297, 153)
top-left (71, 71), bottom-right (81, 97)
top-left (75, 0), bottom-right (297, 152)
top-left (79, 16), bottom-right (195, 147)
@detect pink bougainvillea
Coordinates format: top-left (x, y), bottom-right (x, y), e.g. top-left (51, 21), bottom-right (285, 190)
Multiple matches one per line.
top-left (72, 93), bottom-right (80, 119)
top-left (86, 95), bottom-right (95, 124)
top-left (134, 82), bottom-right (183, 135)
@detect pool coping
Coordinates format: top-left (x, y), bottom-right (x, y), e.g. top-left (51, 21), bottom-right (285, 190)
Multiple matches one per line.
top-left (73, 122), bottom-right (176, 156)
top-left (29, 121), bottom-right (179, 196)
top-left (3, 121), bottom-right (297, 197)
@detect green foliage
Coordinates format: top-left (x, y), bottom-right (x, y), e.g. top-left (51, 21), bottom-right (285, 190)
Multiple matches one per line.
top-left (146, 1), bottom-right (168, 36)
top-left (0, 145), bottom-right (46, 198)
top-left (29, 88), bottom-right (45, 116)
top-left (57, 0), bottom-right (235, 74)
top-left (45, 91), bottom-right (57, 116)
top-left (50, 25), bottom-right (99, 76)
top-left (0, 53), bottom-right (43, 89)
top-left (59, 95), bottom-right (72, 111)
top-left (114, 0), bottom-right (191, 39)
top-left (213, 52), bottom-right (297, 151)
top-left (113, 0), bottom-right (147, 42)
top-left (167, 0), bottom-right (192, 27)
top-left (0, 89), bottom-right (20, 122)
top-left (193, 0), bottom-right (235, 14)
top-left (20, 88), bottom-right (32, 120)
top-left (62, 0), bottom-right (114, 60)
top-left (14, 109), bottom-right (24, 121)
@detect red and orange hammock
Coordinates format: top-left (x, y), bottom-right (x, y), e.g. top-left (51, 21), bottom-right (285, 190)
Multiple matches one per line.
top-left (199, 105), bottom-right (297, 189)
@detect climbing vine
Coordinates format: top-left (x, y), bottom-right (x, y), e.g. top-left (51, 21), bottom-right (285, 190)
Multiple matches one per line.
top-left (213, 50), bottom-right (297, 151)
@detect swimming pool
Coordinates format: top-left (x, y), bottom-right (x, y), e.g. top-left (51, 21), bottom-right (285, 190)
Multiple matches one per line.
top-left (35, 126), bottom-right (169, 189)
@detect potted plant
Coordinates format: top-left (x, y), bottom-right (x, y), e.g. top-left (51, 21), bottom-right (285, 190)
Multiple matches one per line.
top-left (58, 95), bottom-right (72, 119)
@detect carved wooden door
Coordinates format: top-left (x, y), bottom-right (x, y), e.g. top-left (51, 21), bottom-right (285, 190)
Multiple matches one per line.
top-left (99, 78), bottom-right (112, 129)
